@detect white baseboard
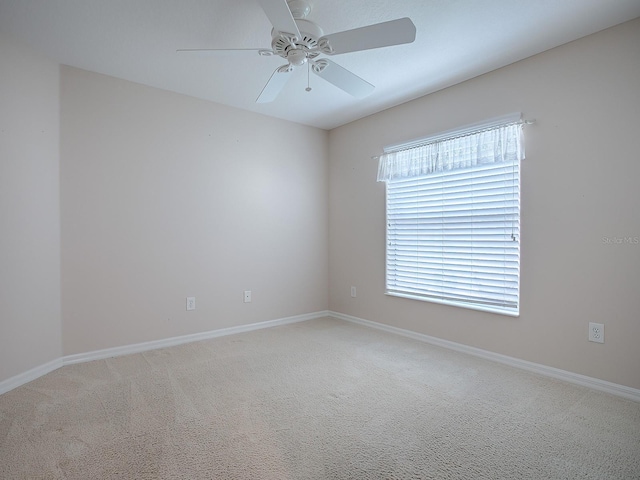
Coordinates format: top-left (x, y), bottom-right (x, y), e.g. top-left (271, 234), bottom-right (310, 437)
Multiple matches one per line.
top-left (0, 358), bottom-right (63, 395)
top-left (63, 310), bottom-right (329, 365)
top-left (330, 311), bottom-right (640, 403)
top-left (5, 310), bottom-right (637, 403)
top-left (0, 311), bottom-right (328, 394)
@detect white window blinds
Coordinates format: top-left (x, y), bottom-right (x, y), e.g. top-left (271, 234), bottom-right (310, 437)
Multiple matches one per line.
top-left (378, 121), bottom-right (524, 315)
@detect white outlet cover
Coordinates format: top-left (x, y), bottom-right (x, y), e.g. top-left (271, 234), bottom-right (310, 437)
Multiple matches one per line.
top-left (588, 322), bottom-right (604, 343)
top-left (244, 290), bottom-right (251, 303)
top-left (186, 297), bottom-right (196, 311)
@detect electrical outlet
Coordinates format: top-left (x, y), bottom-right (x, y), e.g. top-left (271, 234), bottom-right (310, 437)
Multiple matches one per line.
top-left (244, 290), bottom-right (251, 303)
top-left (186, 297), bottom-right (196, 311)
top-left (351, 286), bottom-right (357, 298)
top-left (588, 322), bottom-right (604, 343)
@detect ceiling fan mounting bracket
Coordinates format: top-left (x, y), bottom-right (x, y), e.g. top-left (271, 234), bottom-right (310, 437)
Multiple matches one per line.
top-left (311, 59), bottom-right (328, 74)
top-left (317, 38), bottom-right (334, 55)
top-left (287, 0), bottom-right (313, 20)
top-left (277, 64), bottom-right (294, 73)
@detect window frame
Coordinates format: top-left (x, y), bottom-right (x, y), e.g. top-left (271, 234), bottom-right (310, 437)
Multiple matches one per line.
top-left (380, 115), bottom-right (523, 317)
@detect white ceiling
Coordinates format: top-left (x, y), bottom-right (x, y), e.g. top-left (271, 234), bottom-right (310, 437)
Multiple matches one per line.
top-left (1, 0), bottom-right (639, 130)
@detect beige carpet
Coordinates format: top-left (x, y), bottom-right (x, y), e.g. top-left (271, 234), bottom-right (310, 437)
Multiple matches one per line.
top-left (1, 317), bottom-right (639, 479)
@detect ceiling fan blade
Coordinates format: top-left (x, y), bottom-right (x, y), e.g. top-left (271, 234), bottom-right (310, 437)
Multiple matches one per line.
top-left (256, 65), bottom-right (294, 103)
top-left (311, 59), bottom-right (374, 98)
top-left (256, 0), bottom-right (301, 39)
top-left (319, 17), bottom-right (416, 55)
top-left (177, 48), bottom-right (274, 57)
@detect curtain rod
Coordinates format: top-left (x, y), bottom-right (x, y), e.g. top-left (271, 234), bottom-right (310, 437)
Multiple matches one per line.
top-left (373, 119), bottom-right (535, 159)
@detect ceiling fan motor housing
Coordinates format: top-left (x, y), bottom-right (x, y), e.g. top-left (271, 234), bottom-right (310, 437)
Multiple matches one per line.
top-left (271, 18), bottom-right (323, 64)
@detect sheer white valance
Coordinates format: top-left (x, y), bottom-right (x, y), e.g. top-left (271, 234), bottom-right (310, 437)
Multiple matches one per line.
top-left (377, 122), bottom-right (525, 182)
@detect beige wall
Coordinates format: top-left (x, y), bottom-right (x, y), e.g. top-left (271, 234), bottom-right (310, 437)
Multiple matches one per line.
top-left (0, 36), bottom-right (62, 381)
top-left (60, 67), bottom-right (329, 355)
top-left (328, 19), bottom-right (640, 389)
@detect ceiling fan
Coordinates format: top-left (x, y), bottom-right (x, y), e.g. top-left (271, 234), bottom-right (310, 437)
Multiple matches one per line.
top-left (177, 0), bottom-right (416, 103)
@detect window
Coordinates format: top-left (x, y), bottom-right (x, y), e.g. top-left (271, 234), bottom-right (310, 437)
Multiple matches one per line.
top-left (377, 117), bottom-right (524, 316)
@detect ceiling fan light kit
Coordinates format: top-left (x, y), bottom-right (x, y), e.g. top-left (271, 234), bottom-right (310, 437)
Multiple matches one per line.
top-left (178, 0), bottom-right (416, 103)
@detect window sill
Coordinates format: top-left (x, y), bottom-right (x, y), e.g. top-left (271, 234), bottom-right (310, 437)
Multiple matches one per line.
top-left (384, 292), bottom-right (520, 317)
